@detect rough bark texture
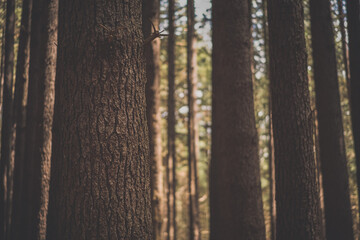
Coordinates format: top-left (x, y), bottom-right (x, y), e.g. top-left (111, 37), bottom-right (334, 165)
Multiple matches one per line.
top-left (346, 0), bottom-right (360, 221)
top-left (21, 0), bottom-right (58, 239)
top-left (167, 0), bottom-right (176, 239)
top-left (267, 1), bottom-right (324, 239)
top-left (310, 0), bottom-right (354, 239)
top-left (210, 0), bottom-right (266, 239)
top-left (186, 1), bottom-right (201, 239)
top-left (0, 0), bottom-right (15, 237)
top-left (10, 0), bottom-right (32, 239)
top-left (142, 0), bottom-right (164, 239)
top-left (46, 1), bottom-right (152, 239)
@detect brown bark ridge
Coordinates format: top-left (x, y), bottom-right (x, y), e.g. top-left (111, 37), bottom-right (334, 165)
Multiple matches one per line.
top-left (10, 0), bottom-right (32, 239)
top-left (186, 0), bottom-right (201, 240)
top-left (210, 0), bottom-right (266, 239)
top-left (167, 0), bottom-right (177, 239)
top-left (0, 0), bottom-right (15, 237)
top-left (267, 1), bottom-right (324, 239)
top-left (346, 0), bottom-right (360, 222)
top-left (21, 0), bottom-right (58, 239)
top-left (46, 0), bottom-right (153, 239)
top-left (310, 0), bottom-right (354, 239)
top-left (142, 0), bottom-right (164, 239)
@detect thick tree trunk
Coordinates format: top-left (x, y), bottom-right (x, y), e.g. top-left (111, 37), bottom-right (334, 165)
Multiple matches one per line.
top-left (167, 0), bottom-right (177, 239)
top-left (21, 0), bottom-right (58, 239)
top-left (187, 1), bottom-right (201, 240)
top-left (46, 1), bottom-right (152, 239)
top-left (267, 1), bottom-right (324, 239)
top-left (142, 0), bottom-right (164, 239)
top-left (346, 0), bottom-right (360, 222)
top-left (310, 0), bottom-right (354, 239)
top-left (10, 0), bottom-right (32, 239)
top-left (210, 0), bottom-right (266, 239)
top-left (0, 0), bottom-right (15, 238)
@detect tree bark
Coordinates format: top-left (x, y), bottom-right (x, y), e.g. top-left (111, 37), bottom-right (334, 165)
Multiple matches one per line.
top-left (267, 1), bottom-right (324, 239)
top-left (10, 0), bottom-right (32, 239)
top-left (0, 0), bottom-right (15, 237)
top-left (346, 0), bottom-right (360, 223)
top-left (186, 1), bottom-right (201, 240)
top-left (210, 0), bottom-right (266, 239)
top-left (167, 0), bottom-right (177, 239)
top-left (142, 0), bottom-right (164, 239)
top-left (337, 0), bottom-right (351, 95)
top-left (46, 1), bottom-right (152, 239)
top-left (310, 0), bottom-right (354, 239)
top-left (20, 0), bottom-right (58, 239)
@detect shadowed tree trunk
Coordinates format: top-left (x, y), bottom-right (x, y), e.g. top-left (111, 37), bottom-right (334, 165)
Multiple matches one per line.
top-left (210, 0), bottom-right (266, 239)
top-left (0, 0), bottom-right (15, 237)
top-left (187, 0), bottom-right (200, 239)
top-left (142, 0), bottom-right (164, 239)
top-left (21, 0), bottom-right (58, 239)
top-left (167, 0), bottom-right (177, 239)
top-left (310, 0), bottom-right (354, 239)
top-left (346, 0), bottom-right (360, 221)
top-left (46, 0), bottom-right (153, 239)
top-left (10, 0), bottom-right (32, 239)
top-left (267, 0), bottom-right (324, 239)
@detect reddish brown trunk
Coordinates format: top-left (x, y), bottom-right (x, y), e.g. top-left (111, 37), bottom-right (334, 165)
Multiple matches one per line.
top-left (46, 0), bottom-right (152, 239)
top-left (142, 0), bottom-right (164, 239)
top-left (167, 1), bottom-right (177, 239)
top-left (210, 0), bottom-right (266, 239)
top-left (0, 0), bottom-right (15, 237)
top-left (10, 0), bottom-right (32, 239)
top-left (187, 0), bottom-right (201, 239)
top-left (267, 0), bottom-right (324, 239)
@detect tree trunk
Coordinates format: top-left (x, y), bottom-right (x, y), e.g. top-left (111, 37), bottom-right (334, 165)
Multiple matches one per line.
top-left (210, 0), bottom-right (266, 239)
top-left (20, 0), bottom-right (58, 239)
top-left (10, 0), bottom-right (32, 239)
top-left (346, 0), bottom-right (360, 223)
top-left (337, 0), bottom-right (351, 95)
top-left (262, 0), bottom-right (276, 239)
top-left (167, 0), bottom-right (177, 239)
top-left (267, 1), bottom-right (324, 239)
top-left (46, 1), bottom-right (153, 239)
top-left (186, 1), bottom-right (201, 240)
top-left (310, 0), bottom-right (354, 239)
top-left (142, 0), bottom-right (164, 239)
top-left (0, 0), bottom-right (15, 237)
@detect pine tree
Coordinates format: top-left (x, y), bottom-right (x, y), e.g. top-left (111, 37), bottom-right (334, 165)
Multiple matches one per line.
top-left (210, 0), bottom-right (266, 239)
top-left (46, 0), bottom-right (153, 239)
top-left (267, 0), bottom-right (324, 238)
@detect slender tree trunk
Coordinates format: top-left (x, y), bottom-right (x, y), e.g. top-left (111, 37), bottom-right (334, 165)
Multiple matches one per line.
top-left (0, 26), bottom-right (5, 117)
top-left (46, 1), bottom-right (153, 239)
top-left (346, 1), bottom-right (360, 223)
top-left (210, 0), bottom-right (266, 239)
top-left (20, 0), bottom-right (58, 239)
top-left (186, 1), bottom-right (200, 239)
top-left (167, 1), bottom-right (177, 240)
top-left (262, 1), bottom-right (276, 239)
top-left (142, 0), bottom-right (164, 239)
top-left (10, 0), bottom-right (32, 239)
top-left (310, 0), bottom-right (354, 239)
top-left (0, 0), bottom-right (15, 237)
top-left (267, 1), bottom-right (324, 239)
top-left (337, 0), bottom-right (351, 95)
